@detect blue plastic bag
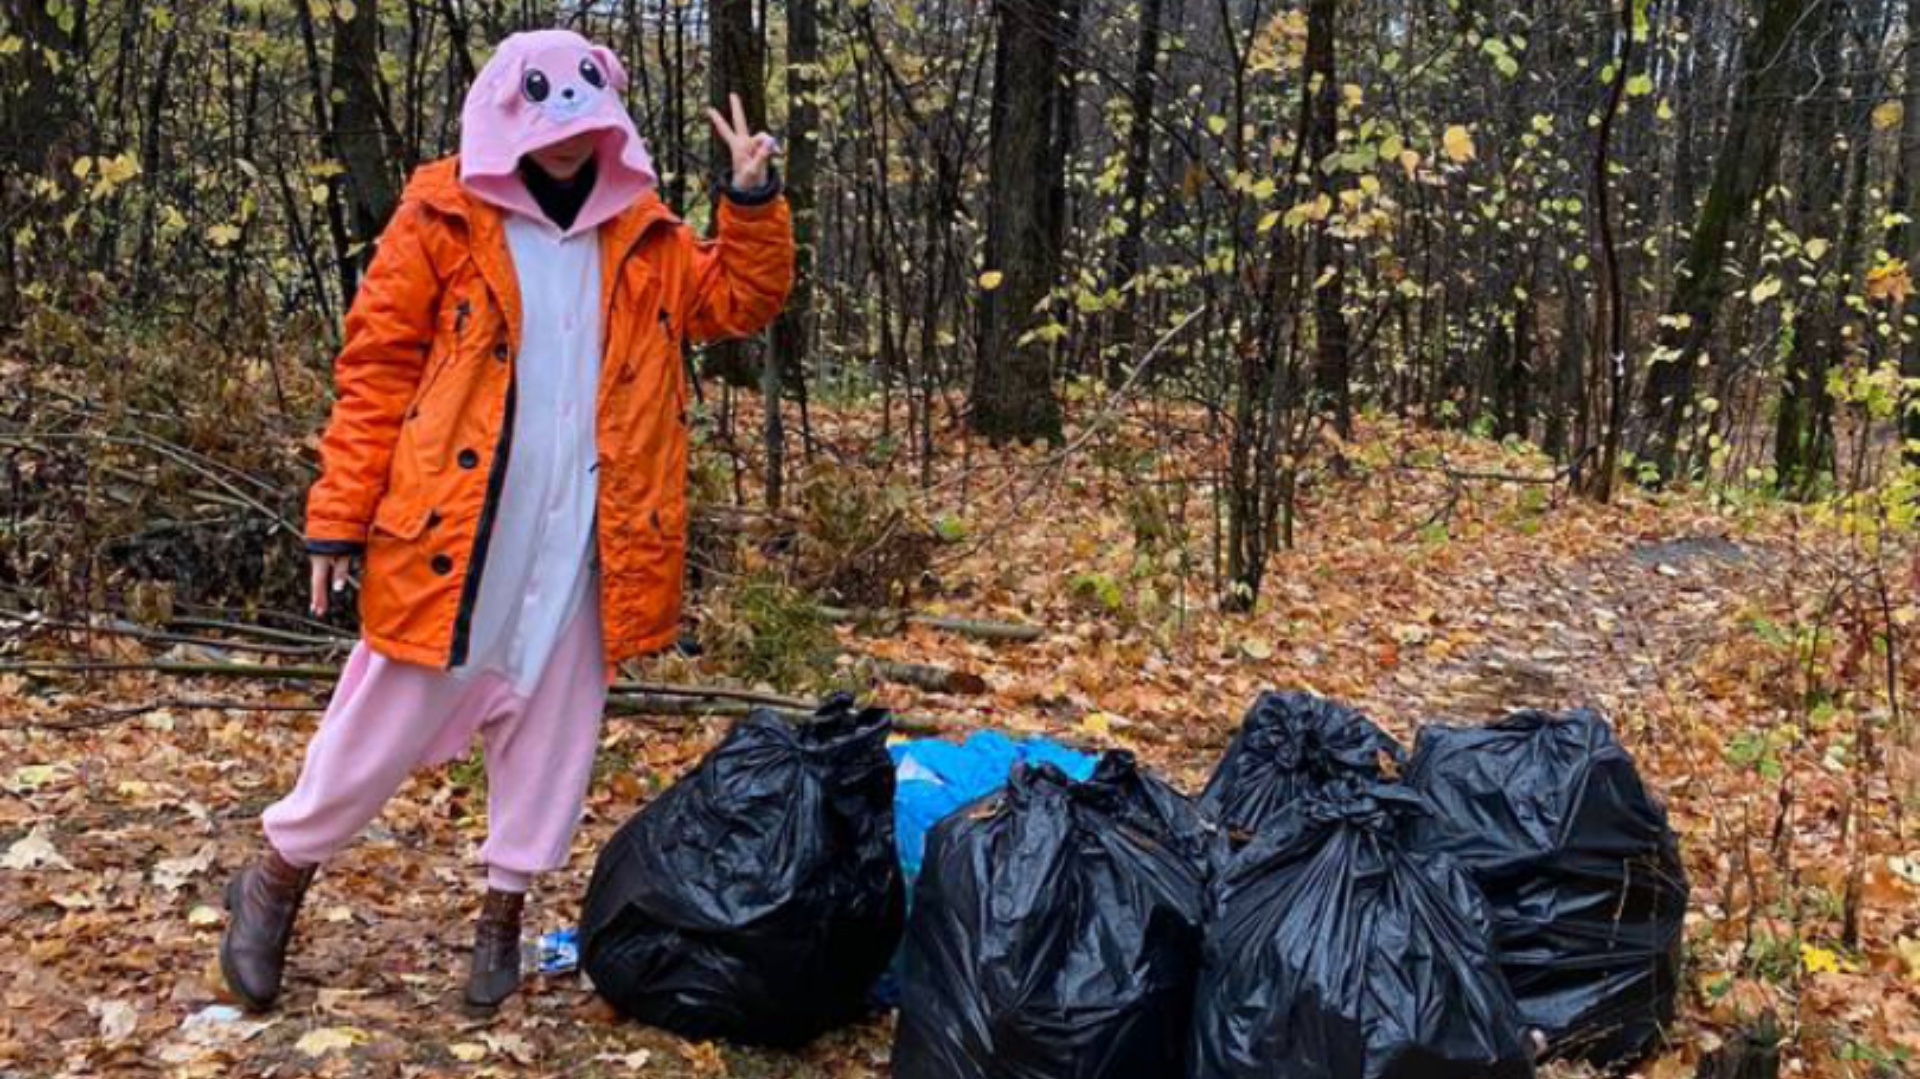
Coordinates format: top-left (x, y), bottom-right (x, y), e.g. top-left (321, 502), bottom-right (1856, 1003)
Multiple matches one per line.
top-left (890, 731), bottom-right (1096, 883)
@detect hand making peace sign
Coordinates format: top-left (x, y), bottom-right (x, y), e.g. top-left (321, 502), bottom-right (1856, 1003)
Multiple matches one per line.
top-left (708, 92), bottom-right (779, 192)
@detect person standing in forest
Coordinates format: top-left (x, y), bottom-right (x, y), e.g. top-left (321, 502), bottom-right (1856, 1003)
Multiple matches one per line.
top-left (217, 28), bottom-right (793, 1013)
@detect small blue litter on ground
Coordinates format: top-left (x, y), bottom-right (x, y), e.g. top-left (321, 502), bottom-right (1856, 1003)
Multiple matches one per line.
top-left (532, 927), bottom-right (578, 975)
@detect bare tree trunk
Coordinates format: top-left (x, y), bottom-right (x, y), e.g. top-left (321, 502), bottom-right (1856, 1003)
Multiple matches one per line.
top-left (705, 0), bottom-right (768, 389)
top-left (1105, 0), bottom-right (1169, 385)
top-left (1639, 0), bottom-right (1810, 480)
top-left (331, 0), bottom-right (400, 267)
top-left (1901, 0), bottom-right (1920, 461)
top-left (1304, 0), bottom-right (1351, 437)
top-left (1775, 0), bottom-right (1847, 494)
top-left (1577, 0), bottom-right (1636, 502)
top-left (971, 0), bottom-right (1069, 444)
top-left (0, 0), bottom-right (80, 319)
top-left (765, 0), bottom-right (819, 508)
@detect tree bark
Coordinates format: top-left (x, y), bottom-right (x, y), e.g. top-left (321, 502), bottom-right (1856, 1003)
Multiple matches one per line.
top-left (1774, 1), bottom-right (1846, 494)
top-left (331, 0), bottom-right (400, 269)
top-left (1304, 0), bottom-right (1352, 437)
top-left (705, 0), bottom-right (768, 388)
top-left (0, 0), bottom-right (80, 319)
top-left (1639, 0), bottom-right (1810, 480)
top-left (1105, 0), bottom-right (1168, 385)
top-left (971, 0), bottom-right (1069, 444)
top-left (766, 0), bottom-right (820, 508)
top-left (1901, 0), bottom-right (1920, 461)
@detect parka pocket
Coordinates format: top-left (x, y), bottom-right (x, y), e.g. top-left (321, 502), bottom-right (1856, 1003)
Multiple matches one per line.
top-left (371, 497), bottom-right (433, 541)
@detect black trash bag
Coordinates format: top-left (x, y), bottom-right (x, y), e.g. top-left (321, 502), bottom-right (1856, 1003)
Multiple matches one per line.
top-left (1404, 708), bottom-right (1689, 1068)
top-left (893, 752), bottom-right (1210, 1079)
top-left (1191, 782), bottom-right (1536, 1079)
top-left (579, 693), bottom-right (905, 1047)
top-left (1199, 689), bottom-right (1406, 839)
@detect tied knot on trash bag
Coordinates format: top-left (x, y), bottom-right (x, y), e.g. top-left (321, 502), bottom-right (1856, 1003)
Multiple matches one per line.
top-left (579, 692), bottom-right (905, 1048)
top-left (1406, 707), bottom-right (1689, 1068)
top-left (1192, 777), bottom-right (1537, 1079)
top-left (1199, 690), bottom-right (1406, 841)
top-left (892, 751), bottom-right (1209, 1079)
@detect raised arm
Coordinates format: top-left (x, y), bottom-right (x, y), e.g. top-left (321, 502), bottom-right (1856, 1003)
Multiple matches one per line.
top-left (685, 93), bottom-right (796, 342)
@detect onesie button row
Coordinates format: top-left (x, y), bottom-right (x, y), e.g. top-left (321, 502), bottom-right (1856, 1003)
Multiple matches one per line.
top-left (431, 554), bottom-right (454, 575)
top-left (458, 448), bottom-right (480, 469)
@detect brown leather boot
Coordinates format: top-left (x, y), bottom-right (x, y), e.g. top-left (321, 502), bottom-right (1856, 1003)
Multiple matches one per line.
top-left (464, 889), bottom-right (525, 1013)
top-left (219, 849), bottom-right (316, 1012)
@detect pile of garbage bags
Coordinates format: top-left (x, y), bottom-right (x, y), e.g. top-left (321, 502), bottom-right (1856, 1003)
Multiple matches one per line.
top-left (579, 688), bottom-right (1687, 1077)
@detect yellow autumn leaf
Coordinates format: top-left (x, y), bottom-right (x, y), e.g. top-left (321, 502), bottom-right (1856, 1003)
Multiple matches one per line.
top-left (449, 1042), bottom-right (488, 1063)
top-left (1080, 712), bottom-right (1114, 737)
top-left (1874, 100), bottom-right (1905, 132)
top-left (1800, 943), bottom-right (1840, 976)
top-left (978, 270), bottom-right (1004, 291)
top-left (1748, 277), bottom-right (1783, 304)
top-left (1442, 125), bottom-right (1476, 164)
top-left (1867, 258), bottom-right (1914, 305)
top-left (1895, 936), bottom-right (1920, 983)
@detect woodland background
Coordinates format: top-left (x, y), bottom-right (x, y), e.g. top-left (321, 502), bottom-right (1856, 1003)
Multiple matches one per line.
top-left (3, 0), bottom-right (1920, 1075)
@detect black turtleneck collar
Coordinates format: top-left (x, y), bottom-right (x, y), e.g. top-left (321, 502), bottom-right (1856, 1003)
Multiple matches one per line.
top-left (519, 156), bottom-right (598, 232)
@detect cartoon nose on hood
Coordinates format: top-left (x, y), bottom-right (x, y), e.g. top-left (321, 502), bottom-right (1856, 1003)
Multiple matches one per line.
top-left (459, 29), bottom-right (659, 235)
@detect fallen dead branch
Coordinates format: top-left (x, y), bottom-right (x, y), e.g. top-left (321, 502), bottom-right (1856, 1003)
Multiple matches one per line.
top-left (815, 605), bottom-right (1044, 642)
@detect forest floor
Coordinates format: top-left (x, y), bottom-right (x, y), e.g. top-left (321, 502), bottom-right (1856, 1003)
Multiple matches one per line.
top-left (2, 404), bottom-right (1918, 1078)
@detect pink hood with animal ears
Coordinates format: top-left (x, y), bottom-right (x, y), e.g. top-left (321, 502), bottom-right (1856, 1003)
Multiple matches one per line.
top-left (458, 29), bottom-right (659, 234)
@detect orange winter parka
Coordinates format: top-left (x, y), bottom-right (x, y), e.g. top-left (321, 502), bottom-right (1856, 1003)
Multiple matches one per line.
top-left (306, 157), bottom-right (794, 670)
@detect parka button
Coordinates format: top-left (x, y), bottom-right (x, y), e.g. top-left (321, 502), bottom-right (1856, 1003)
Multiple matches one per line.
top-left (493, 342), bottom-right (510, 361)
top-left (431, 554), bottom-right (454, 575)
top-left (458, 448), bottom-right (480, 469)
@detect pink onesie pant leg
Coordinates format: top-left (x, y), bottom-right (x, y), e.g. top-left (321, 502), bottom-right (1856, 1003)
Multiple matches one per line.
top-left (477, 600), bottom-right (608, 893)
top-left (261, 641), bottom-right (493, 867)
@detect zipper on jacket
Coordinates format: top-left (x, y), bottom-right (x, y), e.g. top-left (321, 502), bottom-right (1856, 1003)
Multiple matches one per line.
top-left (446, 377), bottom-right (516, 668)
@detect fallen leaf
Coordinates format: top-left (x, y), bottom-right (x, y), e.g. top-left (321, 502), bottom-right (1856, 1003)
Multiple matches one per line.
top-left (483, 1031), bottom-right (534, 1063)
top-left (294, 1025), bottom-right (368, 1057)
top-left (6, 763), bottom-right (73, 793)
top-left (153, 843), bottom-right (217, 893)
top-left (1897, 937), bottom-right (1920, 984)
top-left (1, 825), bottom-right (73, 871)
top-left (187, 905), bottom-right (223, 928)
top-left (449, 1042), bottom-right (487, 1063)
top-left (1801, 942), bottom-right (1841, 976)
top-left (91, 998), bottom-right (139, 1043)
